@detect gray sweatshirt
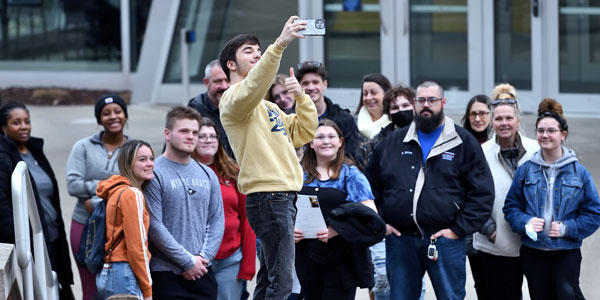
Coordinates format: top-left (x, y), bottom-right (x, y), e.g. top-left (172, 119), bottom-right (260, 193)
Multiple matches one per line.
top-left (66, 132), bottom-right (123, 224)
top-left (143, 156), bottom-right (224, 274)
top-left (530, 146), bottom-right (577, 235)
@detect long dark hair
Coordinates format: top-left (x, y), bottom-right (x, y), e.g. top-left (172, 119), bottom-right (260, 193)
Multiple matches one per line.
top-left (461, 95), bottom-right (491, 143)
top-left (301, 119), bottom-right (354, 183)
top-left (192, 118), bottom-right (239, 184)
top-left (354, 73), bottom-right (392, 115)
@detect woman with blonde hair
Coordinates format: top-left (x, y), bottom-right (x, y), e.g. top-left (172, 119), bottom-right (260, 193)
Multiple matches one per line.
top-left (96, 139), bottom-right (154, 299)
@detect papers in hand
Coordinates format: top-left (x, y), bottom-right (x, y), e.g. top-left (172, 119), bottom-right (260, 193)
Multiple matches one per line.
top-left (295, 194), bottom-right (327, 238)
top-left (525, 222), bottom-right (537, 241)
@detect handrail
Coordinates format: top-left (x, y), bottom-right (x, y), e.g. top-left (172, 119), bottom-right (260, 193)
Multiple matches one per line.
top-left (11, 161), bottom-right (58, 300)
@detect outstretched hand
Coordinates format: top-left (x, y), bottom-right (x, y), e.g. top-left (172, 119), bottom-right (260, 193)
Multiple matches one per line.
top-left (285, 68), bottom-right (303, 97)
top-left (276, 16), bottom-right (306, 47)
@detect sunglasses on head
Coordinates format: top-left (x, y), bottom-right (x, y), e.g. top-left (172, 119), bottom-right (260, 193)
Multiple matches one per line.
top-left (490, 98), bottom-right (517, 106)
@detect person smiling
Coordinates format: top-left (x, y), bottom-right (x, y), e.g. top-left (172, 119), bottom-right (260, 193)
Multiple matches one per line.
top-left (471, 95), bottom-right (538, 300)
top-left (295, 119), bottom-right (380, 299)
top-left (66, 94), bottom-right (129, 299)
top-left (354, 73), bottom-right (392, 140)
top-left (192, 118), bottom-right (256, 300)
top-left (0, 102), bottom-right (75, 299)
top-left (504, 98), bottom-right (600, 300)
top-left (461, 95), bottom-right (491, 144)
top-left (95, 140), bottom-right (155, 299)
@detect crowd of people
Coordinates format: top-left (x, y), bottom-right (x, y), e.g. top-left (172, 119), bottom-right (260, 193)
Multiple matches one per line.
top-left (1, 15), bottom-right (600, 300)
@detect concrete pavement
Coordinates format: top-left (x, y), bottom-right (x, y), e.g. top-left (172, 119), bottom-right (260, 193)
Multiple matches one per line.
top-left (27, 104), bottom-right (600, 299)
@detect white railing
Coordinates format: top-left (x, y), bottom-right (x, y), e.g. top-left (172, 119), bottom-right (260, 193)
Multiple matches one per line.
top-left (11, 161), bottom-right (58, 300)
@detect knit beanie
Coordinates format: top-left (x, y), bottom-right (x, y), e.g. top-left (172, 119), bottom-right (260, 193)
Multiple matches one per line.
top-left (94, 94), bottom-right (128, 124)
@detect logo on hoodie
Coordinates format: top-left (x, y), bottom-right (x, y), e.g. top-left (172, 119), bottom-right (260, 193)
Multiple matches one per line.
top-left (265, 103), bottom-right (288, 137)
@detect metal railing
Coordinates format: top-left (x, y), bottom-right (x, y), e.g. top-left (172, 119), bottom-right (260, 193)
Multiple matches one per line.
top-left (11, 161), bottom-right (58, 300)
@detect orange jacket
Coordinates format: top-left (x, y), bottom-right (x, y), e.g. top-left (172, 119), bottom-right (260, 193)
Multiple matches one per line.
top-left (97, 175), bottom-right (152, 297)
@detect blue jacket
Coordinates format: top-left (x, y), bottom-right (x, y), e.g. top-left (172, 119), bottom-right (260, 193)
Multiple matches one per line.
top-left (503, 157), bottom-right (600, 250)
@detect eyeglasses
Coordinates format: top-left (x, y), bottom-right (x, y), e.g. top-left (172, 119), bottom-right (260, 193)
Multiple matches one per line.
top-left (536, 128), bottom-right (561, 135)
top-left (199, 134), bottom-right (218, 141)
top-left (298, 61), bottom-right (322, 70)
top-left (491, 98), bottom-right (517, 106)
top-left (414, 97), bottom-right (442, 106)
top-left (469, 111), bottom-right (490, 119)
top-left (314, 134), bottom-right (339, 142)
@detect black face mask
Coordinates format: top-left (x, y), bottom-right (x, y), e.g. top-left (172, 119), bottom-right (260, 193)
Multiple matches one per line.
top-left (390, 110), bottom-right (414, 128)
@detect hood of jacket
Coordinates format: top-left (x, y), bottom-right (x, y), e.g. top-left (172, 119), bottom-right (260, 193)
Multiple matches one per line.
top-left (530, 146), bottom-right (577, 169)
top-left (96, 174), bottom-right (132, 200)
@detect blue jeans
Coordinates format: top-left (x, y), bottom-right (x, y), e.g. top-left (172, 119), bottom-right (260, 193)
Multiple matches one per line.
top-left (96, 262), bottom-right (143, 299)
top-left (386, 234), bottom-right (465, 300)
top-left (245, 192), bottom-right (296, 300)
top-left (213, 248), bottom-right (244, 300)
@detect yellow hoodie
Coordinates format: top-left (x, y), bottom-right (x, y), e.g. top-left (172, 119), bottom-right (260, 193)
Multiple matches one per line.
top-left (96, 175), bottom-right (152, 298)
top-left (220, 42), bottom-right (318, 194)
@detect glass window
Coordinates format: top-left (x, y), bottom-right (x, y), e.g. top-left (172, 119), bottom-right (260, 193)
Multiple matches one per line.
top-left (410, 0), bottom-right (468, 90)
top-left (323, 0), bottom-right (381, 88)
top-left (0, 0), bottom-right (124, 71)
top-left (163, 0), bottom-right (299, 83)
top-left (559, 0), bottom-right (600, 93)
top-left (494, 0), bottom-right (531, 90)
top-left (130, 0), bottom-right (152, 72)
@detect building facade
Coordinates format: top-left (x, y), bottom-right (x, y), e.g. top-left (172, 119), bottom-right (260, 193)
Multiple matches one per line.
top-left (0, 0), bottom-right (598, 114)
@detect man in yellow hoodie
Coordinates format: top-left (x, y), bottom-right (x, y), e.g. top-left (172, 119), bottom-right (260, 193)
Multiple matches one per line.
top-left (219, 16), bottom-right (318, 300)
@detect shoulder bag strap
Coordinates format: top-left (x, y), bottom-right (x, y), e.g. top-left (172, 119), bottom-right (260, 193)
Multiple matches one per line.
top-left (105, 186), bottom-right (130, 261)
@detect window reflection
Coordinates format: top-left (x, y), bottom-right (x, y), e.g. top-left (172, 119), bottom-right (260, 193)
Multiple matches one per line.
top-left (494, 0), bottom-right (531, 90)
top-left (162, 0), bottom-right (299, 83)
top-left (323, 0), bottom-right (380, 88)
top-left (559, 0), bottom-right (600, 93)
top-left (410, 0), bottom-right (468, 90)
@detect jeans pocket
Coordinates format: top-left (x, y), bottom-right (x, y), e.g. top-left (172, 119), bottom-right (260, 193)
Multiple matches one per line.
top-left (246, 199), bottom-right (264, 238)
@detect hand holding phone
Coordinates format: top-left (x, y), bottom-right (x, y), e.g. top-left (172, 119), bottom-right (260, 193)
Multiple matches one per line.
top-left (294, 18), bottom-right (326, 36)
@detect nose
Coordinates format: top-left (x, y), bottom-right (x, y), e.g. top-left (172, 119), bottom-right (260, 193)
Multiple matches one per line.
top-left (475, 114), bottom-right (481, 121)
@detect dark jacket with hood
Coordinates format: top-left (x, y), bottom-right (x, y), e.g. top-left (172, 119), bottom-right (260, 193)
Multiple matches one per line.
top-left (0, 135), bottom-right (74, 287)
top-left (365, 117), bottom-right (495, 237)
top-left (188, 92), bottom-right (234, 159)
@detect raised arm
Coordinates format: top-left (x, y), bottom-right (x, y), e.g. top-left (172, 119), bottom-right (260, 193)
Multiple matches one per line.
top-left (282, 67), bottom-right (318, 147)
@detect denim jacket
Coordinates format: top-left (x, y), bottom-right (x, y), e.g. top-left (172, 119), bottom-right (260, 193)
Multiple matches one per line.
top-left (503, 157), bottom-right (600, 250)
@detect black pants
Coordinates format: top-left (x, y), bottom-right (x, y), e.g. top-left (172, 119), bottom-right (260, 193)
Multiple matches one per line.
top-left (520, 245), bottom-right (585, 300)
top-left (151, 268), bottom-right (218, 300)
top-left (467, 252), bottom-right (485, 300)
top-left (471, 251), bottom-right (523, 300)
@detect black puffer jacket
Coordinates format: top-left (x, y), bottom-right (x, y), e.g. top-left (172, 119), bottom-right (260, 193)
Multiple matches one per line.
top-left (365, 117), bottom-right (494, 237)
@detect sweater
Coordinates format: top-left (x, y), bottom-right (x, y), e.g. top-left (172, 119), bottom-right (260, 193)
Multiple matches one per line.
top-left (209, 165), bottom-right (256, 280)
top-left (143, 156), bottom-right (224, 273)
top-left (219, 42), bottom-right (318, 194)
top-left (96, 175), bottom-right (152, 297)
top-left (473, 135), bottom-right (538, 257)
top-left (66, 132), bottom-right (125, 223)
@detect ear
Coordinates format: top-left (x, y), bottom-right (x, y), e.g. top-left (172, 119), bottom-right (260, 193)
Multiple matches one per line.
top-left (226, 60), bottom-right (237, 73)
top-left (441, 97), bottom-right (447, 108)
top-left (561, 130), bottom-right (568, 142)
top-left (309, 140), bottom-right (315, 149)
top-left (203, 78), bottom-right (209, 85)
top-left (323, 80), bottom-right (328, 89)
top-left (164, 128), bottom-right (170, 141)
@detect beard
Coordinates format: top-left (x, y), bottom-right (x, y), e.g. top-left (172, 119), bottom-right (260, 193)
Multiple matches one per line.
top-left (415, 107), bottom-right (444, 133)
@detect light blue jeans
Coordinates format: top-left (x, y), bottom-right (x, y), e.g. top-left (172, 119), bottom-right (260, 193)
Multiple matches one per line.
top-left (213, 248), bottom-right (244, 300)
top-left (96, 262), bottom-right (143, 299)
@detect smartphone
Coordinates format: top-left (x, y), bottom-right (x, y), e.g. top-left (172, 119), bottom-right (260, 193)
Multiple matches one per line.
top-left (294, 18), bottom-right (326, 36)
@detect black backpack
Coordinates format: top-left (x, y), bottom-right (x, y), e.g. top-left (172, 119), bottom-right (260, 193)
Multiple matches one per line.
top-left (75, 187), bottom-right (129, 273)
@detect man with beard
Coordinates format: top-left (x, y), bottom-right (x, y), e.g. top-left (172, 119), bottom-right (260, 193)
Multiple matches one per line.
top-left (365, 81), bottom-right (494, 299)
top-left (188, 59), bottom-right (234, 158)
top-left (143, 106), bottom-right (224, 299)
